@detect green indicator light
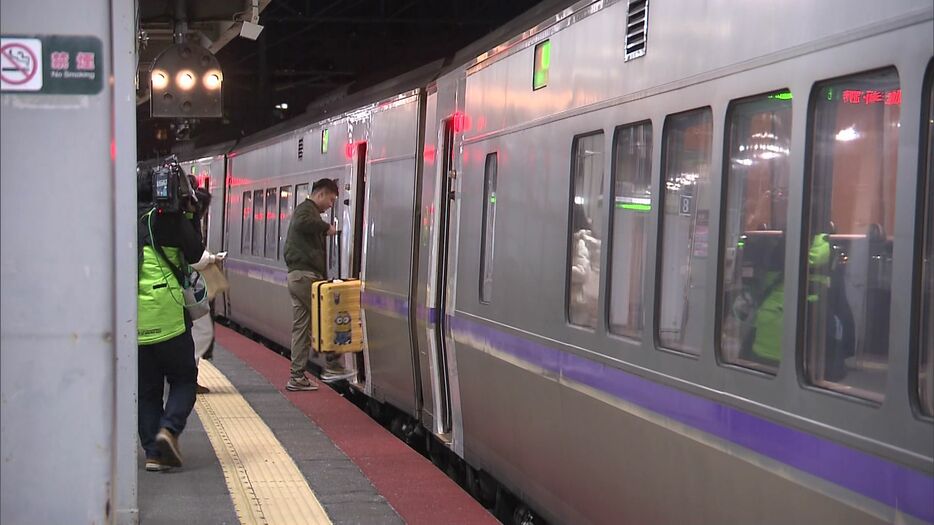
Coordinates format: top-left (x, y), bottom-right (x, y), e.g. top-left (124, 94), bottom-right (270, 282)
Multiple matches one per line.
top-left (768, 91), bottom-right (792, 100)
top-left (489, 196), bottom-right (497, 204)
top-left (617, 203), bottom-right (651, 212)
top-left (825, 88), bottom-right (834, 101)
top-left (533, 40), bottom-right (550, 90)
top-left (321, 129), bottom-right (329, 154)
top-left (737, 241), bottom-right (745, 247)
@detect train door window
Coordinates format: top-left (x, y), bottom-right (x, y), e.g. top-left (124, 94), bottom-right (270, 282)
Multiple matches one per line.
top-left (200, 176), bottom-right (210, 242)
top-left (918, 64), bottom-right (934, 416)
top-left (241, 190), bottom-right (252, 254)
top-left (803, 68), bottom-right (900, 403)
top-left (480, 153), bottom-right (498, 303)
top-left (608, 121), bottom-right (652, 339)
top-left (657, 108), bottom-right (713, 355)
top-left (719, 91), bottom-right (793, 374)
top-left (252, 189), bottom-right (265, 256)
top-left (295, 183), bottom-right (310, 205)
top-left (568, 132), bottom-right (605, 329)
top-left (264, 188), bottom-right (278, 258)
top-left (278, 186), bottom-right (293, 260)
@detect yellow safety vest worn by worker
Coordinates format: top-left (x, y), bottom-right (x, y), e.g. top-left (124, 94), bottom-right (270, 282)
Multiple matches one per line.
top-left (138, 209), bottom-right (188, 345)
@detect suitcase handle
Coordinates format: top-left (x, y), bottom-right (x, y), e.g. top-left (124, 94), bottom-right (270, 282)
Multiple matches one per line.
top-left (335, 227), bottom-right (342, 280)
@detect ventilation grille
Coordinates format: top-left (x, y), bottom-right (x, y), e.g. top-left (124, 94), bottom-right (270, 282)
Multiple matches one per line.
top-left (625, 0), bottom-right (648, 61)
top-left (298, 137), bottom-right (304, 160)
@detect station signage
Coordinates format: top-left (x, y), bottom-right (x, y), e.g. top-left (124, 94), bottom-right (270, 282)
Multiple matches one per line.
top-left (0, 35), bottom-right (103, 94)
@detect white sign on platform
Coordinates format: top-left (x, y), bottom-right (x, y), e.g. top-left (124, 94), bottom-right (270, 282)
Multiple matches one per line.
top-left (0, 37), bottom-right (43, 91)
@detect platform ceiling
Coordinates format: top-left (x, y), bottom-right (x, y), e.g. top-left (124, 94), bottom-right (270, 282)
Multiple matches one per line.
top-left (137, 0), bottom-right (548, 158)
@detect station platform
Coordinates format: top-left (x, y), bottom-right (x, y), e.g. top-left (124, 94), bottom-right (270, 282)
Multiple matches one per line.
top-left (138, 325), bottom-right (498, 525)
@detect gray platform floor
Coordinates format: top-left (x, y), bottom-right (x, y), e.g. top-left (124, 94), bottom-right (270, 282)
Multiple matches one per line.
top-left (137, 344), bottom-right (402, 524)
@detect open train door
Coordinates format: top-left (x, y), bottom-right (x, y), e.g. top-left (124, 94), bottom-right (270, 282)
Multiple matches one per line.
top-left (426, 116), bottom-right (456, 440)
top-left (350, 141), bottom-right (368, 384)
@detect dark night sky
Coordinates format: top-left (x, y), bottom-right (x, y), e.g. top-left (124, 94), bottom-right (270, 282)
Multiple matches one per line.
top-left (137, 0), bottom-right (547, 158)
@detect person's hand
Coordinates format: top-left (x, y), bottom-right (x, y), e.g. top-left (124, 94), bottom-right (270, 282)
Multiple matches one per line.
top-left (216, 251), bottom-right (227, 261)
top-left (327, 225), bottom-right (337, 236)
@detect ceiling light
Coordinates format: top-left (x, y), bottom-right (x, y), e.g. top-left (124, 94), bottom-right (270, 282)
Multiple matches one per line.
top-left (203, 70), bottom-right (222, 90)
top-left (151, 70), bottom-right (169, 90)
top-left (176, 70), bottom-right (196, 91)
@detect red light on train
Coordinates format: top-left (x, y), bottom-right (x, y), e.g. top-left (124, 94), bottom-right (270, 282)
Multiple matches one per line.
top-left (344, 142), bottom-right (355, 160)
top-left (451, 111), bottom-right (471, 133)
top-left (424, 144), bottom-right (436, 164)
top-left (841, 88), bottom-right (901, 105)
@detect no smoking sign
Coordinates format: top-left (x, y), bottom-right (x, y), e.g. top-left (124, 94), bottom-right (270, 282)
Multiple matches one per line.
top-left (1, 38), bottom-right (42, 91)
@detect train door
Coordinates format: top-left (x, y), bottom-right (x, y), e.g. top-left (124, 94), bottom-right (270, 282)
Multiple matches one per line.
top-left (351, 141), bottom-right (368, 383)
top-left (351, 142), bottom-right (367, 278)
top-left (428, 118), bottom-right (456, 438)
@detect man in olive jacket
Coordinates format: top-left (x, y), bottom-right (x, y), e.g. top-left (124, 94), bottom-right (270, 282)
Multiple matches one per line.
top-left (283, 178), bottom-right (339, 391)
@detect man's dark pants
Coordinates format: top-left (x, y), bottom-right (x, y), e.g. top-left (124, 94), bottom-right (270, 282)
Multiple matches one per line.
top-left (138, 329), bottom-right (197, 460)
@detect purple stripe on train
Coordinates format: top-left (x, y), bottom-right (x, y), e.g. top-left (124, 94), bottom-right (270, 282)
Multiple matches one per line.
top-left (224, 258), bottom-right (288, 286)
top-left (446, 315), bottom-right (934, 523)
top-left (361, 290), bottom-right (438, 324)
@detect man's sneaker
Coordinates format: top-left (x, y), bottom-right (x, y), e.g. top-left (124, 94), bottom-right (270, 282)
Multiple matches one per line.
top-left (321, 367), bottom-right (354, 383)
top-left (145, 457), bottom-right (172, 472)
top-left (154, 428), bottom-right (183, 468)
top-left (286, 376), bottom-right (318, 391)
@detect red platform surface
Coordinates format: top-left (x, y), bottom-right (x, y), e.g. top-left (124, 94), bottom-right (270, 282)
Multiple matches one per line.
top-left (216, 325), bottom-right (499, 525)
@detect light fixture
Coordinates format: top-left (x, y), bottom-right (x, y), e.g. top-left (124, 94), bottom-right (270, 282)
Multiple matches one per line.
top-left (275, 102), bottom-right (289, 110)
top-left (151, 70), bottom-right (169, 90)
top-left (176, 70), bottom-right (196, 91)
top-left (203, 70), bottom-right (222, 90)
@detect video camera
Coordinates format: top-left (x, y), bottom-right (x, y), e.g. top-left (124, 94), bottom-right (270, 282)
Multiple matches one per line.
top-left (145, 155), bottom-right (198, 214)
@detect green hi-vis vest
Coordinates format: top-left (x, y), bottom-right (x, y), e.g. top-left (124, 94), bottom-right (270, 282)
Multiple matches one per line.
top-left (138, 244), bottom-right (187, 345)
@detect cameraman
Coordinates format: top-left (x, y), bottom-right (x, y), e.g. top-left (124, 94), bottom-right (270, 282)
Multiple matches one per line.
top-left (136, 162), bottom-right (206, 472)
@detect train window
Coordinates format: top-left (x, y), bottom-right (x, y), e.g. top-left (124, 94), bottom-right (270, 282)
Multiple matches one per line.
top-left (480, 153), bottom-right (498, 304)
top-left (252, 189), bottom-right (265, 257)
top-left (241, 191), bottom-right (252, 254)
top-left (608, 121), bottom-right (652, 338)
top-left (719, 91), bottom-right (793, 375)
top-left (568, 132), bottom-right (605, 329)
top-left (199, 176), bottom-right (210, 243)
top-left (278, 186), bottom-right (293, 260)
top-left (295, 183), bottom-right (310, 205)
top-left (264, 188), bottom-right (278, 258)
top-left (657, 108), bottom-right (713, 355)
top-left (533, 40), bottom-right (551, 91)
top-left (919, 65), bottom-right (934, 416)
top-left (803, 68), bottom-right (900, 403)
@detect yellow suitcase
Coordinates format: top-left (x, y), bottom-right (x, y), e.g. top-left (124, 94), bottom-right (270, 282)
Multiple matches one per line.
top-left (311, 279), bottom-right (364, 353)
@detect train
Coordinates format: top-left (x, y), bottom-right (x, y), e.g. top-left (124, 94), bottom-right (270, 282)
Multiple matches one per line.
top-left (146, 0), bottom-right (934, 523)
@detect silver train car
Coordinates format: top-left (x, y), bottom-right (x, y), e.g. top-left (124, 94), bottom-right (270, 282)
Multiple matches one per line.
top-left (145, 0), bottom-right (934, 523)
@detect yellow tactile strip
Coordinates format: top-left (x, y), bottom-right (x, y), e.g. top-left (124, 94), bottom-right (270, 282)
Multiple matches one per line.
top-left (194, 361), bottom-right (332, 525)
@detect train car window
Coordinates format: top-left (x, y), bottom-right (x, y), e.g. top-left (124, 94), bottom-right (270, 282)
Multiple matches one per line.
top-left (241, 190), bottom-right (252, 254)
top-left (480, 153), bottom-right (498, 304)
top-left (803, 68), bottom-right (900, 403)
top-left (264, 188), bottom-right (278, 258)
top-left (657, 108), bottom-right (713, 355)
top-left (568, 132), bottom-right (606, 329)
top-left (919, 65), bottom-right (934, 416)
top-left (719, 91), bottom-right (793, 375)
top-left (200, 176), bottom-right (210, 242)
top-left (252, 189), bottom-right (265, 257)
top-left (295, 183), bottom-right (310, 205)
top-left (278, 186), bottom-right (293, 260)
top-left (608, 121), bottom-right (652, 338)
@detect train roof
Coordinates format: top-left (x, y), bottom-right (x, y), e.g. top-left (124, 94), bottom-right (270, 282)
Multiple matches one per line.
top-left (226, 0), bottom-right (582, 155)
